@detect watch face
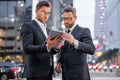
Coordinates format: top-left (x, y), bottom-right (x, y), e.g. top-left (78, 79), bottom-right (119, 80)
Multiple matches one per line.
top-left (73, 39), bottom-right (78, 48)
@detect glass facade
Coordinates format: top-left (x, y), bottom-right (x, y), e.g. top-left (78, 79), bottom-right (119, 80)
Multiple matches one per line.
top-left (0, 0), bottom-right (25, 62)
top-left (94, 0), bottom-right (106, 39)
top-left (0, 0), bottom-right (24, 53)
top-left (105, 0), bottom-right (120, 49)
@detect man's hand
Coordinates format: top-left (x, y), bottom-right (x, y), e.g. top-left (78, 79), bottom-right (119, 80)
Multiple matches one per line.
top-left (62, 33), bottom-right (75, 45)
top-left (55, 64), bottom-right (62, 73)
top-left (55, 40), bottom-right (64, 50)
top-left (46, 35), bottom-right (62, 50)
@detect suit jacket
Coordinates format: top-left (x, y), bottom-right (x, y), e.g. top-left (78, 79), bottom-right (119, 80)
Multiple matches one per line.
top-left (20, 20), bottom-right (57, 78)
top-left (58, 25), bottom-right (95, 80)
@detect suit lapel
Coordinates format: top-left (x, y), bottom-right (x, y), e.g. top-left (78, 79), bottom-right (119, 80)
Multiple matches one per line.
top-left (46, 28), bottom-right (50, 35)
top-left (32, 20), bottom-right (46, 40)
top-left (71, 25), bottom-right (80, 36)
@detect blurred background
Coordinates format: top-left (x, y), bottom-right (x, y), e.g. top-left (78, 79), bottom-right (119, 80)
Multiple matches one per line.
top-left (0, 0), bottom-right (120, 80)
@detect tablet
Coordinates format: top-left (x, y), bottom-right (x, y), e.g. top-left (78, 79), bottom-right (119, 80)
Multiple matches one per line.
top-left (49, 30), bottom-right (63, 40)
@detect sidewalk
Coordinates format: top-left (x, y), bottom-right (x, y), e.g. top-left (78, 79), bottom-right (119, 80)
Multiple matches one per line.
top-left (17, 77), bottom-right (61, 80)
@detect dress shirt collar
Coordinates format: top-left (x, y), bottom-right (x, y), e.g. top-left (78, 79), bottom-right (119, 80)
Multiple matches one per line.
top-left (66, 23), bottom-right (77, 33)
top-left (33, 18), bottom-right (48, 38)
top-left (34, 18), bottom-right (47, 28)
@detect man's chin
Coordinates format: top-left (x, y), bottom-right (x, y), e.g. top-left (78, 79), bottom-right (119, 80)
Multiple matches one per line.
top-left (65, 25), bottom-right (70, 28)
top-left (42, 21), bottom-right (47, 23)
top-left (43, 20), bottom-right (48, 23)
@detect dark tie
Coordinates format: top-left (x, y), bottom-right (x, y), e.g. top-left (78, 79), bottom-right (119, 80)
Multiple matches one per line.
top-left (66, 29), bottom-right (71, 33)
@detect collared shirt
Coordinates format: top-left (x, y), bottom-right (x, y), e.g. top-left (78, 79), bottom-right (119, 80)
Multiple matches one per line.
top-left (66, 23), bottom-right (79, 49)
top-left (66, 23), bottom-right (77, 34)
top-left (34, 19), bottom-right (50, 52)
top-left (34, 19), bottom-right (52, 66)
top-left (34, 19), bottom-right (48, 38)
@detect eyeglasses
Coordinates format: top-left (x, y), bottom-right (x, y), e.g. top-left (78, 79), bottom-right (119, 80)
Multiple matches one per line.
top-left (63, 17), bottom-right (74, 21)
top-left (40, 10), bottom-right (51, 15)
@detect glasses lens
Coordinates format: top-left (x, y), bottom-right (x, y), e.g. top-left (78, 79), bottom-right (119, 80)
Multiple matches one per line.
top-left (63, 17), bottom-right (73, 21)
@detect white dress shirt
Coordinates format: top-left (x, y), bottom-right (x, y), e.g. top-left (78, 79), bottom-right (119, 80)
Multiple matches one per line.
top-left (34, 19), bottom-right (48, 38)
top-left (34, 19), bottom-right (52, 66)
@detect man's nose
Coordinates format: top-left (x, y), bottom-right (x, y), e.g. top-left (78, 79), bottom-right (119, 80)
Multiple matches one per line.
top-left (64, 20), bottom-right (69, 22)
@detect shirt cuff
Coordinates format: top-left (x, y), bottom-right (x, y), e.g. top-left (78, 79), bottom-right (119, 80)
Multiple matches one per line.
top-left (74, 39), bottom-right (79, 49)
top-left (46, 44), bottom-right (50, 52)
top-left (54, 47), bottom-right (60, 52)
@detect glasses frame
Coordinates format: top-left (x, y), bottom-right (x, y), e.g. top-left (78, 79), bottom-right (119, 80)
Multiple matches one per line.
top-left (62, 16), bottom-right (75, 21)
top-left (40, 10), bottom-right (51, 15)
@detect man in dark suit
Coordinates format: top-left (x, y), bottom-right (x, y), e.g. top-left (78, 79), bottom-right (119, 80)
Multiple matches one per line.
top-left (55, 6), bottom-right (95, 80)
top-left (21, 1), bottom-right (62, 80)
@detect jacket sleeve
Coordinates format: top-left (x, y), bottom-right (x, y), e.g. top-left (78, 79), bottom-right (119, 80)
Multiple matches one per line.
top-left (77, 28), bottom-right (95, 55)
top-left (20, 23), bottom-right (48, 54)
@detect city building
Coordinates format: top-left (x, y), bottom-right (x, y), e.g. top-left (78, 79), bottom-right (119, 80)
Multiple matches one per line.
top-left (94, 0), bottom-right (106, 60)
top-left (105, 0), bottom-right (120, 65)
top-left (94, 0), bottom-right (120, 50)
top-left (94, 0), bottom-right (106, 40)
top-left (105, 0), bottom-right (120, 50)
top-left (94, 0), bottom-right (120, 65)
top-left (0, 0), bottom-right (25, 62)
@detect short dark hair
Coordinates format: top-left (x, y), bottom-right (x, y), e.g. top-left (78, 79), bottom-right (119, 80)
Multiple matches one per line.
top-left (36, 0), bottom-right (51, 9)
top-left (63, 6), bottom-right (76, 16)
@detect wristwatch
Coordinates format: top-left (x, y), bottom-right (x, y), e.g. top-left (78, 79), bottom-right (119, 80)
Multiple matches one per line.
top-left (73, 39), bottom-right (78, 49)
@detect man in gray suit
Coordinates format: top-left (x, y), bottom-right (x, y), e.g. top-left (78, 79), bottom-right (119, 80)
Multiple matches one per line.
top-left (55, 6), bottom-right (95, 80)
top-left (21, 1), bottom-right (62, 80)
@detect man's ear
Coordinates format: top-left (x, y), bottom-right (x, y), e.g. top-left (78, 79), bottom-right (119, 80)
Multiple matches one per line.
top-left (74, 16), bottom-right (77, 20)
top-left (35, 8), bottom-right (38, 13)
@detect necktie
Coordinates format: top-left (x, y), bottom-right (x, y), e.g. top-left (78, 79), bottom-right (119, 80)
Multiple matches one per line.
top-left (66, 29), bottom-right (71, 33)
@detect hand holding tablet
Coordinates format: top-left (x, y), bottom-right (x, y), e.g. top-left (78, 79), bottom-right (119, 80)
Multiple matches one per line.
top-left (49, 30), bottom-right (63, 40)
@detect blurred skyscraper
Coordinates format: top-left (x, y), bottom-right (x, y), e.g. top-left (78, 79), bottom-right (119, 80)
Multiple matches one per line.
top-left (0, 0), bottom-right (25, 62)
top-left (105, 0), bottom-right (120, 50)
top-left (94, 0), bottom-right (120, 50)
top-left (94, 0), bottom-right (106, 41)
